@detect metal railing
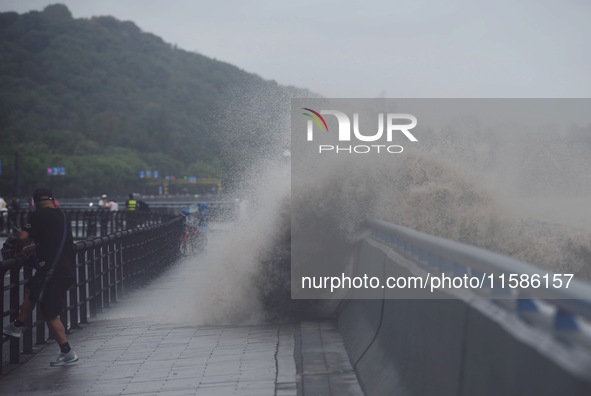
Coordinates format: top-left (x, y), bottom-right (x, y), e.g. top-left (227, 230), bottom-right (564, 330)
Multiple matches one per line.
top-left (1, 203), bottom-right (237, 238)
top-left (0, 210), bottom-right (28, 236)
top-left (367, 218), bottom-right (591, 344)
top-left (1, 215), bottom-right (183, 373)
top-left (65, 209), bottom-right (172, 239)
top-left (1, 209), bottom-right (171, 239)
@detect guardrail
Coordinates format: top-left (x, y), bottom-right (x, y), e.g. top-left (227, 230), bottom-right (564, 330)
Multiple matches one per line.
top-left (56, 200), bottom-right (230, 209)
top-left (1, 215), bottom-right (183, 373)
top-left (1, 202), bottom-right (237, 237)
top-left (367, 218), bottom-right (591, 337)
top-left (65, 209), bottom-right (172, 239)
top-left (0, 210), bottom-right (27, 236)
top-left (1, 209), bottom-right (173, 239)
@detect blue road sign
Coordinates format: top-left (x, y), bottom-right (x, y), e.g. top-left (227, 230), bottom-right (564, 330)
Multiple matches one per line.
top-left (48, 166), bottom-right (66, 176)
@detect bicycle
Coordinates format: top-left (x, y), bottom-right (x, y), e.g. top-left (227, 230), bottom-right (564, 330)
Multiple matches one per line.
top-left (179, 203), bottom-right (208, 256)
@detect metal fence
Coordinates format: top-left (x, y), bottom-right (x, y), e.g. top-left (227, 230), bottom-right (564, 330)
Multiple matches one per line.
top-left (0, 210), bottom-right (28, 236)
top-left (66, 209), bottom-right (173, 239)
top-left (0, 215), bottom-right (183, 373)
top-left (1, 209), bottom-right (171, 239)
top-left (1, 203), bottom-right (237, 238)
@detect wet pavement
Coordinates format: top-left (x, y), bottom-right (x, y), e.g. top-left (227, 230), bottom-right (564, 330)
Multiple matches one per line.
top-left (0, 318), bottom-right (362, 395)
top-left (0, 248), bottom-right (363, 395)
top-left (1, 319), bottom-right (296, 395)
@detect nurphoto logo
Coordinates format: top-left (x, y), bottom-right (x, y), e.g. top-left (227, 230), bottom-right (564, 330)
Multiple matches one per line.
top-left (302, 108), bottom-right (418, 154)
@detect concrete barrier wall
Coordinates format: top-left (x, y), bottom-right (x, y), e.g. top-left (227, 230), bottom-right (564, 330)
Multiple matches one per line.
top-left (338, 240), bottom-right (385, 364)
top-left (338, 239), bottom-right (591, 396)
top-left (459, 302), bottom-right (591, 396)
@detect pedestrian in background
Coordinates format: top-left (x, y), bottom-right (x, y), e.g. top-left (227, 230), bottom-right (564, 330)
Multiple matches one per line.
top-left (98, 194), bottom-right (110, 235)
top-left (0, 195), bottom-right (7, 234)
top-left (108, 200), bottom-right (119, 211)
top-left (8, 197), bottom-right (20, 229)
top-left (126, 193), bottom-right (138, 228)
top-left (108, 199), bottom-right (120, 230)
top-left (98, 194), bottom-right (110, 209)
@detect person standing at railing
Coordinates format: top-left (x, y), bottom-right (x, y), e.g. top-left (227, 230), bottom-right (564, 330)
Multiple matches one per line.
top-left (108, 198), bottom-right (120, 230)
top-left (98, 194), bottom-right (111, 235)
top-left (136, 198), bottom-right (150, 227)
top-left (0, 195), bottom-right (7, 234)
top-left (2, 188), bottom-right (79, 366)
top-left (109, 199), bottom-right (119, 212)
top-left (27, 196), bottom-right (35, 211)
top-left (8, 196), bottom-right (21, 229)
top-left (126, 193), bottom-right (138, 229)
top-left (86, 203), bottom-right (98, 237)
top-left (125, 193), bottom-right (137, 211)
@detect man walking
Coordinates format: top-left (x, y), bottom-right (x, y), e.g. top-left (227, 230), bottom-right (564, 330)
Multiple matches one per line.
top-left (3, 188), bottom-right (78, 366)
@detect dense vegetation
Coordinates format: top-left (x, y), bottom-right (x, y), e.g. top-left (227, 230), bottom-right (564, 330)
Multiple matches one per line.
top-left (0, 4), bottom-right (311, 198)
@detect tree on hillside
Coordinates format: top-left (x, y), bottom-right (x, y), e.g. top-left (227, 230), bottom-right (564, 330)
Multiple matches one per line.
top-left (0, 5), bottom-right (315, 197)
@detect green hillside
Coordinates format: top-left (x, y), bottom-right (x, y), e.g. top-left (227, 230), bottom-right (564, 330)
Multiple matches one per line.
top-left (0, 4), bottom-right (310, 197)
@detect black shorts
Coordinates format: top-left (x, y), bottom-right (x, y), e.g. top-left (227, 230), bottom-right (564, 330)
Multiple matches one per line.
top-left (27, 272), bottom-right (66, 319)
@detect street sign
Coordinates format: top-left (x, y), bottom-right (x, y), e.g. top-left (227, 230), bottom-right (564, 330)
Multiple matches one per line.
top-left (48, 166), bottom-right (66, 176)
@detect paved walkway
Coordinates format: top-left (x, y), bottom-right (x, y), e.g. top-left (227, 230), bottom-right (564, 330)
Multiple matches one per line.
top-left (0, 252), bottom-right (363, 395)
top-left (296, 321), bottom-right (363, 396)
top-left (1, 319), bottom-right (296, 395)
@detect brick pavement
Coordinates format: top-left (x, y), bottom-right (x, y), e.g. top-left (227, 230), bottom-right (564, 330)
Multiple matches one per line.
top-left (0, 319), bottom-right (297, 396)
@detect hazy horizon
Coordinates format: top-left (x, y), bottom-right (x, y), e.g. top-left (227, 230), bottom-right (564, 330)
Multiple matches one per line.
top-left (0, 0), bottom-right (589, 98)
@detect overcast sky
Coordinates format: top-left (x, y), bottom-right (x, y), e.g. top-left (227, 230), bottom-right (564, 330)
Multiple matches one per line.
top-left (1, 0), bottom-right (590, 97)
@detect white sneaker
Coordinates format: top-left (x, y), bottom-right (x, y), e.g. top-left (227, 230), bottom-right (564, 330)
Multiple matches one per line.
top-left (3, 322), bottom-right (23, 338)
top-left (50, 350), bottom-right (79, 366)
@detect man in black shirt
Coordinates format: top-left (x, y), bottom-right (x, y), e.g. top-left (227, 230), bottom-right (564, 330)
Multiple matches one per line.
top-left (2, 188), bottom-right (78, 366)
